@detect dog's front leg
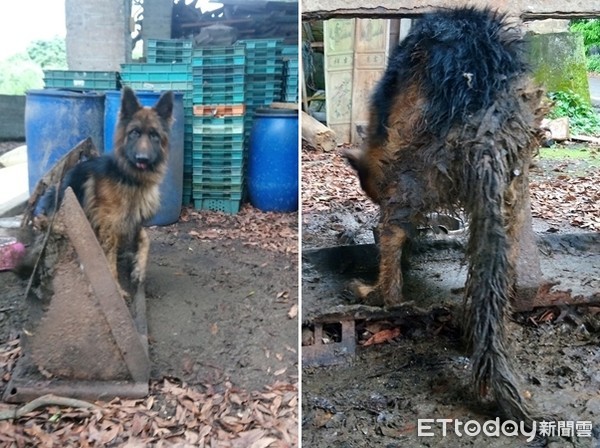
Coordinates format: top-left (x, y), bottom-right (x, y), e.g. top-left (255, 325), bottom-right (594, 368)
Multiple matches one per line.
top-left (352, 221), bottom-right (407, 306)
top-left (98, 228), bottom-right (129, 298)
top-left (131, 228), bottom-right (149, 285)
top-left (376, 222), bottom-right (407, 306)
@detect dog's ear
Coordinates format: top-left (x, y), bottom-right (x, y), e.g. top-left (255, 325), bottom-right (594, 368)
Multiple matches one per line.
top-left (340, 147), bottom-right (362, 172)
top-left (154, 91), bottom-right (174, 124)
top-left (120, 87), bottom-right (142, 120)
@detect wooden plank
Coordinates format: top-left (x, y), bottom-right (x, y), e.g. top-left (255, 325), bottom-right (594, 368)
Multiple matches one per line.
top-left (302, 111), bottom-right (337, 152)
top-left (271, 102), bottom-right (299, 110)
top-left (571, 134), bottom-right (600, 144)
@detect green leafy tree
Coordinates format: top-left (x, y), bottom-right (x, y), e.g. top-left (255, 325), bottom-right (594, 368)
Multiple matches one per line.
top-left (26, 37), bottom-right (67, 70)
top-left (0, 53), bottom-right (44, 95)
top-left (570, 19), bottom-right (600, 52)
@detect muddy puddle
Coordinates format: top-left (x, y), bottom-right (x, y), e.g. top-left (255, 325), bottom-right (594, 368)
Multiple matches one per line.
top-left (302, 229), bottom-right (600, 447)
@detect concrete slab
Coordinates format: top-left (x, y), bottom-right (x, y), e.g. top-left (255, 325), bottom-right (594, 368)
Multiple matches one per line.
top-left (0, 162), bottom-right (28, 217)
top-left (0, 145), bottom-right (27, 167)
top-left (302, 0), bottom-right (600, 20)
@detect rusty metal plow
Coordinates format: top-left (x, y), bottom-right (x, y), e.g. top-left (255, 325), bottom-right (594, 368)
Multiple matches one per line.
top-left (4, 139), bottom-right (150, 403)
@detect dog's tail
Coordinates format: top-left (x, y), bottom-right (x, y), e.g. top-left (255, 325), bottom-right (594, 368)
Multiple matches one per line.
top-left (462, 136), bottom-right (534, 424)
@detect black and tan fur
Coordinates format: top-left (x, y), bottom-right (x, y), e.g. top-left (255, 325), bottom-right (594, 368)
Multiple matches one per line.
top-left (53, 87), bottom-right (173, 296)
top-left (343, 8), bottom-right (548, 423)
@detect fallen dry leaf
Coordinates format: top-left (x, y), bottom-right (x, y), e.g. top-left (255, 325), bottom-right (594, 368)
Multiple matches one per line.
top-left (287, 304), bottom-right (298, 319)
top-left (362, 328), bottom-right (401, 346)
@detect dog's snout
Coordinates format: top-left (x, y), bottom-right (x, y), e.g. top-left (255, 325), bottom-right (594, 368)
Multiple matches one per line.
top-left (135, 154), bottom-right (150, 163)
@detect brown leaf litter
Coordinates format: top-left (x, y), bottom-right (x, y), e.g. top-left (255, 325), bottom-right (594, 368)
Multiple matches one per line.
top-left (530, 171), bottom-right (600, 231)
top-left (0, 339), bottom-right (298, 447)
top-left (302, 144), bottom-right (377, 216)
top-left (181, 204), bottom-right (298, 255)
top-left (303, 144), bottom-right (599, 233)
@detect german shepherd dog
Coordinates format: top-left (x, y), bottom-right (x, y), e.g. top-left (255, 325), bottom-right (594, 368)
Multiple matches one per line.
top-left (343, 8), bottom-right (547, 423)
top-left (40, 87), bottom-right (173, 297)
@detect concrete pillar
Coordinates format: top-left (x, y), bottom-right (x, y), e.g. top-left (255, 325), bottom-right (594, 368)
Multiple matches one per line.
top-left (65, 0), bottom-right (132, 71)
top-left (527, 31), bottom-right (590, 104)
top-left (141, 0), bottom-right (173, 58)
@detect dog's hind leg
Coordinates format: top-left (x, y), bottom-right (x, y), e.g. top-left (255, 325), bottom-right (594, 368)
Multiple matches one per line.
top-left (131, 228), bottom-right (149, 285)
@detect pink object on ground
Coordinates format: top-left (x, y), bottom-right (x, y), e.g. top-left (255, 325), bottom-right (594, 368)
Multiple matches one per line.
top-left (0, 239), bottom-right (25, 271)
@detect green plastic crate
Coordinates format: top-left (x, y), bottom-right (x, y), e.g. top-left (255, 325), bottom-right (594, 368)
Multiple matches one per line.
top-left (192, 170), bottom-right (243, 183)
top-left (192, 116), bottom-right (245, 134)
top-left (121, 71), bottom-right (191, 83)
top-left (192, 64), bottom-right (246, 77)
top-left (121, 63), bottom-right (190, 73)
top-left (148, 39), bottom-right (193, 50)
top-left (192, 143), bottom-right (245, 155)
top-left (235, 39), bottom-right (282, 50)
top-left (121, 80), bottom-right (193, 91)
top-left (192, 153), bottom-right (244, 167)
top-left (191, 133), bottom-right (245, 145)
top-left (192, 46), bottom-right (246, 67)
top-left (193, 74), bottom-right (245, 85)
top-left (147, 51), bottom-right (193, 64)
top-left (194, 198), bottom-right (242, 214)
top-left (43, 70), bottom-right (120, 90)
top-left (147, 39), bottom-right (193, 63)
top-left (245, 64), bottom-right (284, 75)
top-left (192, 183), bottom-right (244, 195)
top-left (192, 87), bottom-right (245, 105)
top-left (281, 45), bottom-right (298, 56)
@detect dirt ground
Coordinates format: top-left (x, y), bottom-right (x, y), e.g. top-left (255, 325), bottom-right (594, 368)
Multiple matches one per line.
top-left (144, 220), bottom-right (298, 391)
top-left (1, 218), bottom-right (298, 391)
top-left (0, 145), bottom-right (299, 445)
top-left (301, 144), bottom-right (600, 447)
top-left (0, 141), bottom-right (298, 395)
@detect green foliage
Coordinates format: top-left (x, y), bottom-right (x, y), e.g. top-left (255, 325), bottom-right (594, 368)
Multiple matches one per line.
top-left (587, 55), bottom-right (600, 73)
top-left (27, 37), bottom-right (67, 70)
top-left (570, 19), bottom-right (600, 51)
top-left (0, 53), bottom-right (44, 95)
top-left (571, 19), bottom-right (600, 73)
top-left (548, 90), bottom-right (600, 136)
top-left (0, 37), bottom-right (67, 94)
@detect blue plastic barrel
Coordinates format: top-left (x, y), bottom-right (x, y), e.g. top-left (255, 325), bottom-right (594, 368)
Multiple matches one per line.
top-left (104, 90), bottom-right (184, 226)
top-left (25, 89), bottom-right (105, 194)
top-left (247, 108), bottom-right (299, 212)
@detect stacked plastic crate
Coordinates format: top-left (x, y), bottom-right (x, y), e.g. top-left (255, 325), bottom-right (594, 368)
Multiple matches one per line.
top-left (120, 63), bottom-right (192, 92)
top-left (191, 46), bottom-right (246, 213)
top-left (280, 45), bottom-right (299, 103)
top-left (43, 70), bottom-right (121, 91)
top-left (235, 39), bottom-right (284, 146)
top-left (145, 39), bottom-right (194, 205)
top-left (147, 39), bottom-right (193, 64)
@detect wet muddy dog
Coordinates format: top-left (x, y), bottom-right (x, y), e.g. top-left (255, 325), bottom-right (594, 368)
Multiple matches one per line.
top-left (343, 8), bottom-right (547, 423)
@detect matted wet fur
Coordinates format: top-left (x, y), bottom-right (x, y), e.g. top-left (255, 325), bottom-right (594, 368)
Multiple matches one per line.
top-left (343, 8), bottom-right (548, 424)
top-left (43, 87), bottom-right (174, 297)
